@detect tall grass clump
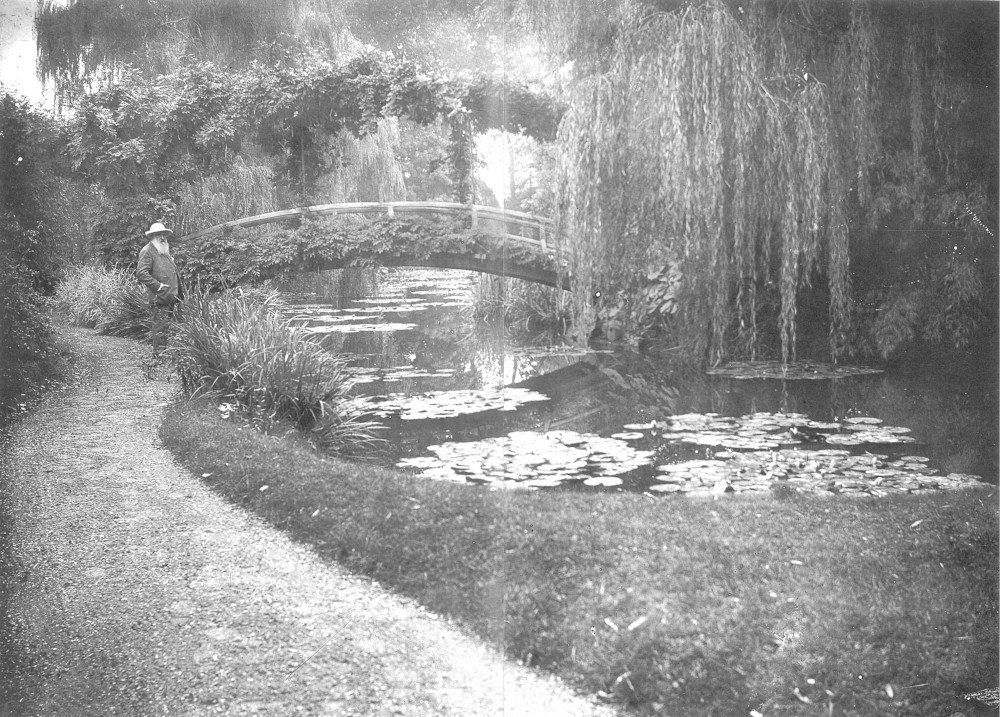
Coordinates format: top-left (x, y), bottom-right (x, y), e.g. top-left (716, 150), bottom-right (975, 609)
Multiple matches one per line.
top-left (169, 289), bottom-right (382, 455)
top-left (55, 263), bottom-right (151, 338)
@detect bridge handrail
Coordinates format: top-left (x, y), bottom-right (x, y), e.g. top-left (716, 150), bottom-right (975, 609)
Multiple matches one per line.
top-left (178, 201), bottom-right (556, 253)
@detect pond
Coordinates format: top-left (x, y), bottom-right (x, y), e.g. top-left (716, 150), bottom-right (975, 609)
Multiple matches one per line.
top-left (283, 268), bottom-right (998, 498)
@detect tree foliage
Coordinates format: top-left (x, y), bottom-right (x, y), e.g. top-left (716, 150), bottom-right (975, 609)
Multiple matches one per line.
top-left (35, 0), bottom-right (348, 103)
top-left (62, 44), bottom-right (563, 267)
top-left (514, 0), bottom-right (692, 71)
top-left (0, 94), bottom-right (69, 417)
top-left (555, 1), bottom-right (850, 363)
top-left (551, 0), bottom-right (997, 364)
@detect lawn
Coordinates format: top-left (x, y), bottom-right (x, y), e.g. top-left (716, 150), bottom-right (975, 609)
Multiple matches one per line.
top-left (161, 398), bottom-right (998, 716)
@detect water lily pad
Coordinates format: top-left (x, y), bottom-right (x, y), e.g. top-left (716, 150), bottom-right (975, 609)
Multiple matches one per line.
top-left (584, 476), bottom-right (624, 487)
top-left (654, 475), bottom-right (688, 484)
top-left (611, 432), bottom-right (645, 441)
top-left (522, 478), bottom-right (569, 488)
top-left (649, 483), bottom-right (683, 493)
top-left (361, 388), bottom-right (550, 420)
top-left (306, 322), bottom-right (420, 334)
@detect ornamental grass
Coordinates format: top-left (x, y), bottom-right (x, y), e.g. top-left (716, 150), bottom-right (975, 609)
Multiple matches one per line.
top-left (167, 289), bottom-right (383, 455)
top-left (55, 263), bottom-right (151, 338)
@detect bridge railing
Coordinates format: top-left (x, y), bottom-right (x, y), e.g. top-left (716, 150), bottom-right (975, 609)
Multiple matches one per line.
top-left (178, 201), bottom-right (556, 254)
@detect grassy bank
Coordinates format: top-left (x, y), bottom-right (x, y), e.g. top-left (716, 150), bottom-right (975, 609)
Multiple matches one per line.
top-left (161, 398), bottom-right (998, 716)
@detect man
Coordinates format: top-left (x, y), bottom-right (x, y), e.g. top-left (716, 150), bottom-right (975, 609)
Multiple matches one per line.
top-left (136, 222), bottom-right (184, 355)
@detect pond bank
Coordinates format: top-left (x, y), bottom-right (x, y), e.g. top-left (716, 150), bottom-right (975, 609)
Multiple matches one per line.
top-left (0, 325), bottom-right (618, 717)
top-left (160, 371), bottom-right (999, 714)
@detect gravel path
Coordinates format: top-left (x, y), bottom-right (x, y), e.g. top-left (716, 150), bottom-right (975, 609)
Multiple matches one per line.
top-left (2, 327), bottom-right (620, 717)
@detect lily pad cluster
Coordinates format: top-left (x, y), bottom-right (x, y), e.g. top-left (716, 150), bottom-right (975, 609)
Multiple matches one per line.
top-left (705, 361), bottom-right (884, 380)
top-left (305, 322), bottom-right (420, 334)
top-left (650, 448), bottom-right (982, 497)
top-left (633, 411), bottom-right (917, 450)
top-left (397, 430), bottom-right (655, 489)
top-left (358, 388), bottom-right (550, 421)
top-left (395, 409), bottom-right (983, 497)
top-left (347, 366), bottom-right (457, 385)
top-left (351, 299), bottom-right (469, 311)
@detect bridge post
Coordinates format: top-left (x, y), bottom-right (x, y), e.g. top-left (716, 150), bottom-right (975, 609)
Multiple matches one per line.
top-left (470, 205), bottom-right (478, 230)
top-left (387, 204), bottom-right (395, 218)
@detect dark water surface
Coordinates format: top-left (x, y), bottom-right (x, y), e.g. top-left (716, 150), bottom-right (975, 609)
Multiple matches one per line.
top-left (284, 268), bottom-right (998, 497)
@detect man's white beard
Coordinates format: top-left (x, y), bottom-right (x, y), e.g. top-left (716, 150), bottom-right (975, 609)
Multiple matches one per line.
top-left (152, 238), bottom-right (171, 256)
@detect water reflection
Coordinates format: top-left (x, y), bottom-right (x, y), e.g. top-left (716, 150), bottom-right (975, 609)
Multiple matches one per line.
top-left (281, 268), bottom-right (997, 494)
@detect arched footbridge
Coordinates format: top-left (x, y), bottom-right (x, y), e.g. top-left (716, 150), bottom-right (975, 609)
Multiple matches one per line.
top-left (178, 202), bottom-right (569, 289)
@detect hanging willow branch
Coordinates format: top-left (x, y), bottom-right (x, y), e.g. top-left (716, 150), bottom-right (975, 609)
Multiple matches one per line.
top-left (323, 118), bottom-right (407, 203)
top-left (175, 154), bottom-right (279, 235)
top-left (34, 0), bottom-right (344, 102)
top-left (554, 0), bottom-right (858, 365)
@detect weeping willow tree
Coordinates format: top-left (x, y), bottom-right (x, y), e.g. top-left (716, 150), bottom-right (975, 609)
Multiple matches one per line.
top-left (175, 154), bottom-right (282, 235)
top-left (555, 1), bottom-right (862, 364)
top-left (513, 0), bottom-right (641, 71)
top-left (537, 0), bottom-right (997, 364)
top-left (35, 0), bottom-right (358, 103)
top-left (321, 118), bottom-right (407, 203)
top-left (306, 118), bottom-right (407, 304)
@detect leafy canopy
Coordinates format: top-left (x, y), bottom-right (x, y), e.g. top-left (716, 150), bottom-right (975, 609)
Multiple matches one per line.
top-left (64, 48), bottom-right (563, 264)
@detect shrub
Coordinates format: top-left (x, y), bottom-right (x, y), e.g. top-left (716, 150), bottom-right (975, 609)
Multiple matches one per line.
top-left (850, 214), bottom-right (997, 362)
top-left (169, 289), bottom-right (383, 454)
top-left (0, 257), bottom-right (55, 419)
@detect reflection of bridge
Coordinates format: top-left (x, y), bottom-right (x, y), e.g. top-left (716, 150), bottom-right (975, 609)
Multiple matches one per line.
top-left (179, 202), bottom-right (567, 288)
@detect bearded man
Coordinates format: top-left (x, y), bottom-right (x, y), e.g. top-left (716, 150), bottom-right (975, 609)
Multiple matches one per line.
top-left (136, 222), bottom-right (184, 356)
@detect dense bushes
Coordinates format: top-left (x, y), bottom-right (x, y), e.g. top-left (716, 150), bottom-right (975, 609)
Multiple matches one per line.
top-left (0, 223), bottom-right (56, 419)
top-left (850, 224), bottom-right (997, 361)
top-left (0, 94), bottom-right (65, 421)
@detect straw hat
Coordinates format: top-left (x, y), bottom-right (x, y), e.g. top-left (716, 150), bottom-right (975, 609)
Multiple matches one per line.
top-left (145, 222), bottom-right (173, 237)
